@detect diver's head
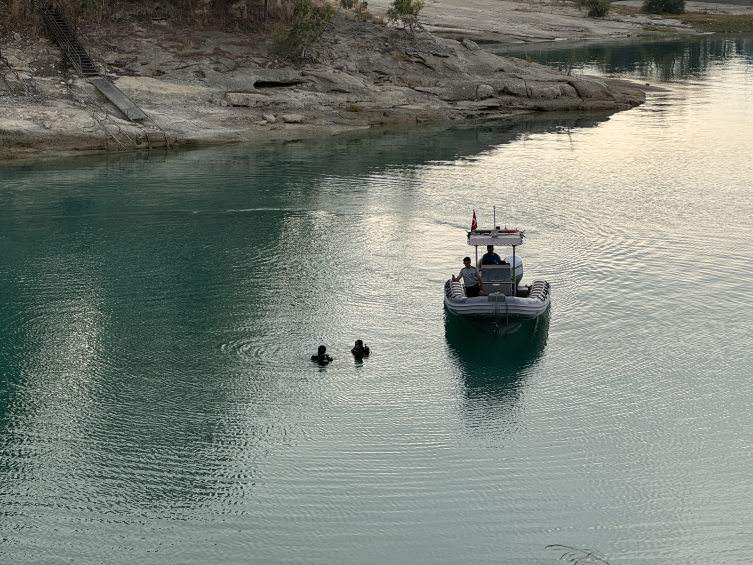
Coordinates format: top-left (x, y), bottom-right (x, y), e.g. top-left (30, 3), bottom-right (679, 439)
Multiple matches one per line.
top-left (317, 345), bottom-right (326, 355)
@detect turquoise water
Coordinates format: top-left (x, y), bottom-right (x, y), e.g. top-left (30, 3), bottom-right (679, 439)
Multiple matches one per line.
top-left (2, 36), bottom-right (753, 564)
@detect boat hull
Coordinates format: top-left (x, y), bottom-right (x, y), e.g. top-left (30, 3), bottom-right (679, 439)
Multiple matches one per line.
top-left (444, 279), bottom-right (550, 320)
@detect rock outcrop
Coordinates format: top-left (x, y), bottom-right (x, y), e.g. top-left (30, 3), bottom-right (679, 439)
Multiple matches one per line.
top-left (0, 15), bottom-right (647, 160)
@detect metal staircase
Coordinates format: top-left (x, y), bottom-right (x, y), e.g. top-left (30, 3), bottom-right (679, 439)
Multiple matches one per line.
top-left (39, 4), bottom-right (98, 77)
top-left (36, 2), bottom-right (169, 149)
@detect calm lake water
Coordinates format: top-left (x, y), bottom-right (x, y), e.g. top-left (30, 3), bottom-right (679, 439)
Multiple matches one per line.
top-left (2, 34), bottom-right (753, 565)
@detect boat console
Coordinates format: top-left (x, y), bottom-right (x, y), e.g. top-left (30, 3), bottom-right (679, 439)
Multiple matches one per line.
top-left (480, 264), bottom-right (514, 296)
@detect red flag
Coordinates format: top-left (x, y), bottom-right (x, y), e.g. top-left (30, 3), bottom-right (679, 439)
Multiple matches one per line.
top-left (471, 210), bottom-right (477, 231)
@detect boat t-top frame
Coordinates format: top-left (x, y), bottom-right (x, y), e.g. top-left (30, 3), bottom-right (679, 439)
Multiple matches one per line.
top-left (467, 229), bottom-right (524, 247)
top-left (466, 226), bottom-right (525, 297)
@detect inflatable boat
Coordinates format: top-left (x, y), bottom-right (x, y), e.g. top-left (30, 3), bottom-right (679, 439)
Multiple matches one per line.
top-left (444, 226), bottom-right (550, 321)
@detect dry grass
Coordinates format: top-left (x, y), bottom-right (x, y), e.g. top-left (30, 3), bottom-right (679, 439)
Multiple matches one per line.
top-left (0, 0), bottom-right (39, 32)
top-left (512, 0), bottom-right (577, 6)
top-left (268, 1), bottom-right (296, 24)
top-left (267, 0), bottom-right (334, 24)
top-left (148, 60), bottom-right (166, 75)
top-left (611, 5), bottom-right (642, 16)
top-left (678, 12), bottom-right (753, 32)
top-left (179, 36), bottom-right (200, 55)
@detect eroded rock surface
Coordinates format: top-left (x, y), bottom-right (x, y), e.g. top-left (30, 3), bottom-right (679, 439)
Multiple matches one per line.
top-left (0, 14), bottom-right (647, 160)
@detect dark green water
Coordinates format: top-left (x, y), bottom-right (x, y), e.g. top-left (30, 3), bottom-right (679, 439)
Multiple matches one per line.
top-left (498, 33), bottom-right (753, 81)
top-left (2, 36), bottom-right (753, 564)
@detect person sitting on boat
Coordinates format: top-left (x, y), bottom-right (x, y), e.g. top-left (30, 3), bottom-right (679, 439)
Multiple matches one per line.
top-left (351, 340), bottom-right (370, 358)
top-left (480, 245), bottom-right (502, 265)
top-left (311, 345), bottom-right (333, 364)
top-left (452, 257), bottom-right (483, 297)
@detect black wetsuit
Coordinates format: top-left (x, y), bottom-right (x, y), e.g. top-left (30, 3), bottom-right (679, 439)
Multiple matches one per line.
top-left (311, 354), bottom-right (333, 364)
top-left (351, 345), bottom-right (370, 359)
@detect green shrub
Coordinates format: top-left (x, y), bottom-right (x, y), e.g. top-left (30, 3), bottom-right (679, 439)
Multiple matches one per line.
top-left (80, 0), bottom-right (106, 17)
top-left (643, 0), bottom-right (684, 14)
top-left (386, 0), bottom-right (424, 34)
top-left (270, 0), bottom-right (336, 58)
top-left (341, 0), bottom-right (370, 21)
top-left (585, 0), bottom-right (610, 17)
top-left (352, 1), bottom-right (370, 21)
top-left (271, 22), bottom-right (295, 56)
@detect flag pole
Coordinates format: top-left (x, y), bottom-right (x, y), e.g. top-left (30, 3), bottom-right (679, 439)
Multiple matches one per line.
top-left (471, 209), bottom-right (479, 267)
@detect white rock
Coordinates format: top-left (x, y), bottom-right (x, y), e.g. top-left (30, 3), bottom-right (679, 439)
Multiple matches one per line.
top-left (476, 84), bottom-right (494, 99)
top-left (281, 114), bottom-right (303, 123)
top-left (224, 92), bottom-right (270, 107)
top-left (262, 113), bottom-right (276, 122)
top-left (14, 32), bottom-right (22, 41)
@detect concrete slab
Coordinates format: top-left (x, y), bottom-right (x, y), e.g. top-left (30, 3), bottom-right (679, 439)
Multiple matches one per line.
top-left (89, 77), bottom-right (148, 121)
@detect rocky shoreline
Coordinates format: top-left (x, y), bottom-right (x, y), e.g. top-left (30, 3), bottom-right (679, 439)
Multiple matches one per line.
top-left (0, 0), bottom-right (745, 161)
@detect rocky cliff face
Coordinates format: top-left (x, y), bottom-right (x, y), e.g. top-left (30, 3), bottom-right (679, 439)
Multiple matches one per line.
top-left (0, 14), bottom-right (646, 160)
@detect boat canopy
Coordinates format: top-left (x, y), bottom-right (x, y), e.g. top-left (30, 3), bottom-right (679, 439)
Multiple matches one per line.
top-left (467, 229), bottom-right (524, 247)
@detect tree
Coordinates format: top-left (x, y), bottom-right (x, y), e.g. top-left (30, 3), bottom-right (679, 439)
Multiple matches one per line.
top-left (271, 0), bottom-right (336, 58)
top-left (340, 0), bottom-right (371, 22)
top-left (584, 0), bottom-right (610, 17)
top-left (386, 0), bottom-right (424, 35)
top-left (642, 0), bottom-right (685, 14)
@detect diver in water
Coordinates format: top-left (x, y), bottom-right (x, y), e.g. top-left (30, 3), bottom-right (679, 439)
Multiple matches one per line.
top-left (311, 345), bottom-right (333, 364)
top-left (351, 340), bottom-right (370, 359)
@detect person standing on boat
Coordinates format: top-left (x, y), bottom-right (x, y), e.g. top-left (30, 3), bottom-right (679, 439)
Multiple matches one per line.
top-left (480, 245), bottom-right (502, 265)
top-left (453, 257), bottom-right (483, 297)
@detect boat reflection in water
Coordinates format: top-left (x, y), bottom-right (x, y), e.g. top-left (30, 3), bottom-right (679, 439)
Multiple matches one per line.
top-left (445, 310), bottom-right (549, 437)
top-left (445, 309), bottom-right (550, 381)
